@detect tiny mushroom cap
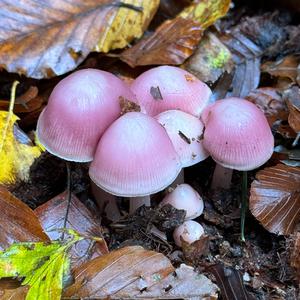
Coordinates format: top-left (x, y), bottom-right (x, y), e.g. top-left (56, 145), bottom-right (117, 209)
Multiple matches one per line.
top-left (173, 220), bottom-right (204, 247)
top-left (160, 184), bottom-right (204, 220)
top-left (130, 66), bottom-right (212, 117)
top-left (37, 68), bottom-right (136, 162)
top-left (155, 110), bottom-right (208, 167)
top-left (201, 98), bottom-right (274, 171)
top-left (89, 112), bottom-right (182, 197)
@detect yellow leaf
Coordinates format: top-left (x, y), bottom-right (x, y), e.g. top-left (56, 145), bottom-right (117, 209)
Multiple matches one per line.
top-left (96, 0), bottom-right (160, 52)
top-left (0, 82), bottom-right (41, 185)
top-left (180, 0), bottom-right (231, 29)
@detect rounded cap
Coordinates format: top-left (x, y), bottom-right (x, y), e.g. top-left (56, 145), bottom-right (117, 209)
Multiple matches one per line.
top-left (155, 110), bottom-right (208, 167)
top-left (160, 184), bottom-right (204, 220)
top-left (37, 68), bottom-right (136, 162)
top-left (89, 112), bottom-right (182, 197)
top-left (130, 66), bottom-right (211, 117)
top-left (173, 220), bottom-right (204, 247)
top-left (201, 98), bottom-right (274, 171)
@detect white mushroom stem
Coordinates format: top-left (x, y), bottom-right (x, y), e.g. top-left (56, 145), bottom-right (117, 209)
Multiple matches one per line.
top-left (129, 196), bottom-right (151, 214)
top-left (91, 182), bottom-right (121, 222)
top-left (169, 169), bottom-right (185, 188)
top-left (211, 164), bottom-right (233, 189)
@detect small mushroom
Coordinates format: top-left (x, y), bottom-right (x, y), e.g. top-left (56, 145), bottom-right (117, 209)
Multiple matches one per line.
top-left (130, 66), bottom-right (212, 117)
top-left (89, 112), bottom-right (182, 213)
top-left (173, 220), bottom-right (205, 247)
top-left (160, 184), bottom-right (204, 220)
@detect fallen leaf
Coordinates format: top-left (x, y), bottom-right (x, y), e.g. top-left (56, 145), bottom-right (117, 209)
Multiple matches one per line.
top-left (118, 263), bottom-right (219, 299)
top-left (0, 286), bottom-right (28, 300)
top-left (0, 1), bottom-right (159, 78)
top-left (35, 191), bottom-right (108, 269)
top-left (261, 55), bottom-right (300, 85)
top-left (0, 230), bottom-right (83, 300)
top-left (283, 86), bottom-right (300, 133)
top-left (246, 87), bottom-right (288, 126)
top-left (120, 17), bottom-right (203, 67)
top-left (290, 232), bottom-right (300, 279)
top-left (179, 0), bottom-right (231, 29)
top-left (183, 32), bottom-right (234, 83)
top-left (0, 110), bottom-right (41, 184)
top-left (208, 264), bottom-right (255, 300)
top-left (274, 145), bottom-right (300, 167)
top-left (249, 164), bottom-right (300, 235)
top-left (64, 246), bottom-right (175, 298)
top-left (120, 0), bottom-right (231, 67)
top-left (0, 187), bottom-right (49, 251)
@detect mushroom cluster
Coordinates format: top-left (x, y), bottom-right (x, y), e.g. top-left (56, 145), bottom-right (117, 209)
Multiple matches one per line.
top-left (36, 65), bottom-right (274, 246)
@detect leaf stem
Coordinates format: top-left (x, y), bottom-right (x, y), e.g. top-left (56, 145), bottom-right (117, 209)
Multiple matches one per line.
top-left (240, 171), bottom-right (247, 242)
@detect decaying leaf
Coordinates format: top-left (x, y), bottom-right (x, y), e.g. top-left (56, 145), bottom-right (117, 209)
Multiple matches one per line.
top-left (250, 164), bottom-right (300, 235)
top-left (246, 87), bottom-right (288, 126)
top-left (0, 187), bottom-right (49, 251)
top-left (208, 264), bottom-right (255, 300)
top-left (0, 1), bottom-right (159, 78)
top-left (283, 86), bottom-right (300, 133)
top-left (35, 191), bottom-right (108, 269)
top-left (183, 32), bottom-right (234, 83)
top-left (290, 232), bottom-right (300, 279)
top-left (123, 263), bottom-right (219, 299)
top-left (0, 230), bottom-right (83, 300)
top-left (64, 246), bottom-right (175, 298)
top-left (0, 111), bottom-right (41, 184)
top-left (261, 55), bottom-right (300, 85)
top-left (121, 0), bottom-right (231, 67)
top-left (0, 286), bottom-right (28, 300)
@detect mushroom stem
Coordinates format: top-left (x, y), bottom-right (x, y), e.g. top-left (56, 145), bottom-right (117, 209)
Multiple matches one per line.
top-left (129, 196), bottom-right (151, 214)
top-left (240, 171), bottom-right (248, 242)
top-left (169, 169), bottom-right (185, 188)
top-left (91, 182), bottom-right (121, 222)
top-left (211, 164), bottom-right (233, 189)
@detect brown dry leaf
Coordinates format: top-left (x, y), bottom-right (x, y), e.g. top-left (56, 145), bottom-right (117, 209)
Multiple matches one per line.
top-left (120, 17), bottom-right (203, 67)
top-left (0, 187), bottom-right (49, 250)
top-left (63, 246), bottom-right (174, 298)
top-left (249, 164), bottom-right (300, 235)
top-left (0, 285), bottom-right (28, 300)
top-left (119, 263), bottom-right (219, 299)
top-left (290, 232), bottom-right (300, 279)
top-left (183, 32), bottom-right (234, 83)
top-left (35, 191), bottom-right (108, 269)
top-left (208, 264), bottom-right (256, 300)
top-left (246, 87), bottom-right (288, 126)
top-left (120, 0), bottom-right (231, 67)
top-left (0, 1), bottom-right (159, 79)
top-left (283, 86), bottom-right (300, 133)
top-left (261, 55), bottom-right (300, 85)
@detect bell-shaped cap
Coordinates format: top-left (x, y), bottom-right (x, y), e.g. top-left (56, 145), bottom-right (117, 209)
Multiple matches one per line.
top-left (37, 69), bottom-right (136, 162)
top-left (173, 220), bottom-right (204, 247)
top-left (201, 98), bottom-right (274, 171)
top-left (131, 66), bottom-right (211, 117)
top-left (155, 110), bottom-right (208, 167)
top-left (160, 184), bottom-right (204, 220)
top-left (89, 112), bottom-right (182, 197)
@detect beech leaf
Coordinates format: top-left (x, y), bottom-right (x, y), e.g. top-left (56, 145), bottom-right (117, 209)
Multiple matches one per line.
top-left (249, 164), bottom-right (300, 235)
top-left (0, 0), bottom-right (159, 78)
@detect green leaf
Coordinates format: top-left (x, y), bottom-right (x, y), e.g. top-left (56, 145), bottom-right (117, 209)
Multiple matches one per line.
top-left (0, 230), bottom-right (83, 300)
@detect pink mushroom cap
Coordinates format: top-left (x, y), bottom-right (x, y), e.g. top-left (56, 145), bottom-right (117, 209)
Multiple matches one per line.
top-left (173, 220), bottom-right (205, 247)
top-left (155, 110), bottom-right (208, 167)
top-left (89, 112), bottom-right (182, 197)
top-left (130, 66), bottom-right (212, 117)
top-left (37, 68), bottom-right (136, 162)
top-left (201, 98), bottom-right (274, 171)
top-left (160, 184), bottom-right (204, 220)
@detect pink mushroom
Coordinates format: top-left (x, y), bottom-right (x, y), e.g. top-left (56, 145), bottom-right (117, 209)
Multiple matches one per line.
top-left (130, 66), bottom-right (212, 118)
top-left (155, 110), bottom-right (208, 185)
top-left (160, 184), bottom-right (204, 220)
top-left (89, 112), bottom-right (182, 213)
top-left (37, 68), bottom-right (136, 162)
top-left (173, 220), bottom-right (204, 247)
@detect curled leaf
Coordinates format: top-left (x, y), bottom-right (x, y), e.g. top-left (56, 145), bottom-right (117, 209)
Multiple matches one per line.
top-left (250, 164), bottom-right (300, 235)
